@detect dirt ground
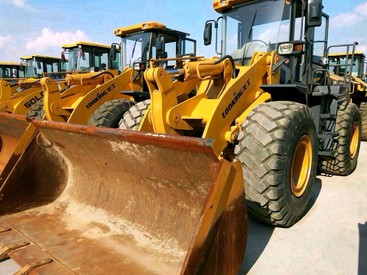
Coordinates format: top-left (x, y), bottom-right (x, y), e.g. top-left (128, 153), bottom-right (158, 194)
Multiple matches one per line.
top-left (240, 142), bottom-right (367, 275)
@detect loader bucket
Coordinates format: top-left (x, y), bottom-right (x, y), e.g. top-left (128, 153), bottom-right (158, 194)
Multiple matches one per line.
top-left (0, 113), bottom-right (36, 183)
top-left (0, 120), bottom-right (247, 274)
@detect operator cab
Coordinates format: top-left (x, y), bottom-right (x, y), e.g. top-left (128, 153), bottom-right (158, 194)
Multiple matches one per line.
top-left (0, 62), bottom-right (25, 84)
top-left (20, 55), bottom-right (66, 80)
top-left (61, 41), bottom-right (111, 73)
top-left (328, 52), bottom-right (366, 78)
top-left (204, 0), bottom-right (328, 88)
top-left (113, 22), bottom-right (197, 95)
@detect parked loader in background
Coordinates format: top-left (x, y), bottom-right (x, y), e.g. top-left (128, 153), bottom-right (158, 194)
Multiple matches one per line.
top-left (26, 40), bottom-right (121, 120)
top-left (0, 55), bottom-right (67, 115)
top-left (20, 54), bottom-right (66, 83)
top-left (0, 62), bottom-right (25, 84)
top-left (0, 22), bottom-right (197, 186)
top-left (37, 22), bottom-right (197, 128)
top-left (61, 40), bottom-right (114, 72)
top-left (119, 0), bottom-right (361, 227)
top-left (328, 51), bottom-right (367, 140)
top-left (0, 62), bottom-right (25, 111)
top-left (0, 42), bottom-right (116, 117)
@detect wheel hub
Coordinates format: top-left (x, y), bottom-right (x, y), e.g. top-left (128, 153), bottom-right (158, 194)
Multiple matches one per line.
top-left (349, 122), bottom-right (359, 159)
top-left (290, 135), bottom-right (312, 198)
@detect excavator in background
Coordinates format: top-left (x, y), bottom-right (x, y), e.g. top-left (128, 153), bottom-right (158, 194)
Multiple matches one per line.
top-left (328, 51), bottom-right (367, 140)
top-left (0, 0), bottom-right (361, 273)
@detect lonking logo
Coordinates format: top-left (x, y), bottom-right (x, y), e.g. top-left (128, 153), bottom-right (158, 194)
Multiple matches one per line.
top-left (86, 83), bottom-right (116, 109)
top-left (222, 79), bottom-right (250, 119)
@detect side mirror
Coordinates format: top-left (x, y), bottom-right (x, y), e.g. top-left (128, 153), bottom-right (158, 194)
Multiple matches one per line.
top-left (37, 61), bottom-right (41, 70)
top-left (203, 22), bottom-right (213, 46)
top-left (307, 0), bottom-right (323, 27)
top-left (110, 43), bottom-right (120, 61)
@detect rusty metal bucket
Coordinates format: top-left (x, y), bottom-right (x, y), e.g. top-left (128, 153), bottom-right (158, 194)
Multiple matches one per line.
top-left (0, 113), bottom-right (36, 184)
top-left (0, 120), bottom-right (247, 274)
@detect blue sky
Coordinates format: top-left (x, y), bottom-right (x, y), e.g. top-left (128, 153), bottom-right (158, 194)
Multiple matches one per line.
top-left (1, 0), bottom-right (367, 62)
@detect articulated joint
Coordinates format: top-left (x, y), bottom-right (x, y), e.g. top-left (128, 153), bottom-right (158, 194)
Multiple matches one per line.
top-left (225, 125), bottom-right (240, 143)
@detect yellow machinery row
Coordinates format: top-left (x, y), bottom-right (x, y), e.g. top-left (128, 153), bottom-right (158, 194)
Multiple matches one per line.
top-left (0, 0), bottom-right (364, 273)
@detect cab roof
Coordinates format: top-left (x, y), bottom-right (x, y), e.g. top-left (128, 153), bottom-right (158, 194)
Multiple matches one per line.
top-left (114, 21), bottom-right (189, 38)
top-left (20, 55), bottom-right (63, 61)
top-left (0, 61), bottom-right (21, 66)
top-left (61, 41), bottom-right (110, 49)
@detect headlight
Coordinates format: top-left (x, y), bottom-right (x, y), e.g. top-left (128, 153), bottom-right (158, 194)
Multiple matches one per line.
top-left (134, 63), bottom-right (140, 70)
top-left (277, 41), bottom-right (304, 56)
top-left (278, 43), bottom-right (294, 55)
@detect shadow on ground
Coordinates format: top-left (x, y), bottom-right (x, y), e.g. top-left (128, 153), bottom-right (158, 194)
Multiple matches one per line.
top-left (359, 222), bottom-right (367, 275)
top-left (238, 178), bottom-right (323, 274)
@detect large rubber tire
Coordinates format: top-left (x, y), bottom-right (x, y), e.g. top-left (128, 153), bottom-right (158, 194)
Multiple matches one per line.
top-left (119, 99), bottom-right (150, 130)
top-left (319, 102), bottom-right (361, 176)
top-left (235, 101), bottom-right (318, 227)
top-left (360, 102), bottom-right (367, 141)
top-left (88, 99), bottom-right (134, 128)
top-left (26, 99), bottom-right (44, 119)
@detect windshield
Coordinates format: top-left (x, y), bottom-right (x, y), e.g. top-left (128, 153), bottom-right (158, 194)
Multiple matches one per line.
top-left (1, 66), bottom-right (13, 78)
top-left (23, 59), bottom-right (38, 78)
top-left (221, 0), bottom-right (291, 55)
top-left (121, 32), bottom-right (152, 70)
top-left (22, 58), bottom-right (61, 78)
top-left (64, 48), bottom-right (89, 72)
top-left (64, 46), bottom-right (109, 72)
top-left (120, 31), bottom-right (196, 71)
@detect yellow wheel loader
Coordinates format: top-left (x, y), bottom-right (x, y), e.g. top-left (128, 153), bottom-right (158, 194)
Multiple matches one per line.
top-left (0, 42), bottom-right (114, 117)
top-left (0, 55), bottom-right (67, 115)
top-left (0, 62), bottom-right (25, 84)
top-left (0, 23), bottom-right (197, 183)
top-left (0, 0), bottom-right (361, 273)
top-left (119, 0), bottom-right (361, 227)
top-left (0, 27), bottom-right (245, 275)
top-left (328, 51), bottom-right (367, 141)
top-left (37, 22), bottom-right (197, 128)
top-left (20, 54), bottom-right (66, 81)
top-left (61, 40), bottom-right (113, 73)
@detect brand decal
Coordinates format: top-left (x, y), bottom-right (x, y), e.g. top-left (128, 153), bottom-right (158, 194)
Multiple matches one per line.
top-left (24, 91), bottom-right (44, 109)
top-left (222, 79), bottom-right (250, 119)
top-left (86, 83), bottom-right (116, 109)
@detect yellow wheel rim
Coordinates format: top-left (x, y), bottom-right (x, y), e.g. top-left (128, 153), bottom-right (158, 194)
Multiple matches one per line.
top-left (349, 122), bottom-right (359, 159)
top-left (290, 135), bottom-right (312, 198)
